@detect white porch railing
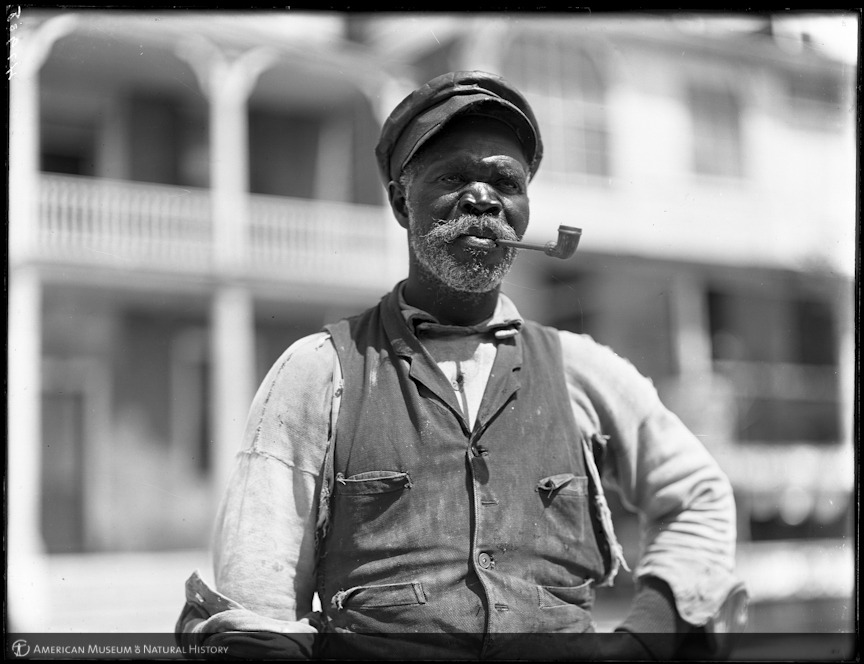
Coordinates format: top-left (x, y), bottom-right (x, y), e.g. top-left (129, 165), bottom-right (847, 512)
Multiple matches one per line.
top-left (38, 175), bottom-right (214, 272)
top-left (37, 174), bottom-right (395, 288)
top-left (248, 191), bottom-right (392, 286)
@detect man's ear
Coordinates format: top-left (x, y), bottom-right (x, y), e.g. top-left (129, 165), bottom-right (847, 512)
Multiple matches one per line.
top-left (387, 180), bottom-right (410, 230)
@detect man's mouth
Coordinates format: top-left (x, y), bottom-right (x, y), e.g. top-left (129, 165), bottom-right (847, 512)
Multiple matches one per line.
top-left (460, 236), bottom-right (498, 250)
top-left (452, 226), bottom-right (500, 251)
top-left (428, 215), bottom-right (517, 252)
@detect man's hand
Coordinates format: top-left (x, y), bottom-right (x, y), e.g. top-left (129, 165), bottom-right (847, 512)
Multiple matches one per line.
top-left (179, 609), bottom-right (318, 659)
top-left (611, 576), bottom-right (693, 660)
top-left (591, 631), bottom-right (656, 661)
top-left (175, 572), bottom-right (319, 659)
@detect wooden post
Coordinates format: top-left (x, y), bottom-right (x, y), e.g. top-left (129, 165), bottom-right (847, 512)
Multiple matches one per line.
top-left (177, 39), bottom-right (276, 499)
top-left (7, 10), bottom-right (79, 631)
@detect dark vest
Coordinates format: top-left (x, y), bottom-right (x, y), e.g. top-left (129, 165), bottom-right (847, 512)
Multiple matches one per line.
top-left (318, 290), bottom-right (606, 657)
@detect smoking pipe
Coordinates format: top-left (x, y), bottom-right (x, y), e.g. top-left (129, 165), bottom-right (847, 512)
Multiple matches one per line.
top-left (496, 225), bottom-right (582, 259)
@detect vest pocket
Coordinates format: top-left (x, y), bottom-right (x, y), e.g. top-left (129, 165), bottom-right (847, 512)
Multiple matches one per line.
top-left (536, 473), bottom-right (589, 543)
top-left (335, 470), bottom-right (412, 495)
top-left (537, 473), bottom-right (588, 496)
top-left (537, 579), bottom-right (595, 610)
top-left (333, 471), bottom-right (413, 540)
top-left (331, 581), bottom-right (427, 609)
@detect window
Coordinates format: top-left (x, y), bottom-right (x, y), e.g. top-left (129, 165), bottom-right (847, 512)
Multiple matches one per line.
top-left (41, 390), bottom-right (86, 552)
top-left (504, 34), bottom-right (610, 179)
top-left (248, 109), bottom-right (320, 198)
top-left (786, 71), bottom-right (845, 128)
top-left (127, 92), bottom-right (208, 187)
top-left (707, 286), bottom-right (840, 443)
top-left (689, 85), bottom-right (743, 177)
top-left (170, 328), bottom-right (212, 477)
top-left (41, 116), bottom-right (97, 176)
top-left (128, 93), bottom-right (182, 185)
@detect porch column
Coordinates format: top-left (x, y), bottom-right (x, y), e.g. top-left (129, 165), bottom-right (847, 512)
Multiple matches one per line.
top-left (366, 75), bottom-right (414, 283)
top-left (178, 40), bottom-right (276, 495)
top-left (315, 114), bottom-right (353, 203)
top-left (210, 287), bottom-right (257, 495)
top-left (7, 268), bottom-right (46, 632)
top-left (836, 278), bottom-right (854, 450)
top-left (665, 273), bottom-right (733, 446)
top-left (9, 12), bottom-right (77, 259)
top-left (8, 10), bottom-right (78, 631)
top-left (670, 273), bottom-right (713, 378)
top-left (456, 17), bottom-right (509, 73)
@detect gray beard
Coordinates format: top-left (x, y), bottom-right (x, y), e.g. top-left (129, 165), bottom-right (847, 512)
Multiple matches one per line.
top-left (408, 213), bottom-right (519, 293)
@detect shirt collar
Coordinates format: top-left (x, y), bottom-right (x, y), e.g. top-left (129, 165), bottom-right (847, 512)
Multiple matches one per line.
top-left (397, 281), bottom-right (523, 339)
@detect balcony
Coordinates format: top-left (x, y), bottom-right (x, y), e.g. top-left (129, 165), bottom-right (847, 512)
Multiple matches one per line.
top-left (34, 174), bottom-right (397, 290)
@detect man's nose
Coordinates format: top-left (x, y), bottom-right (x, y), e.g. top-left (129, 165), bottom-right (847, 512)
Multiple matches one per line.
top-left (458, 182), bottom-right (502, 217)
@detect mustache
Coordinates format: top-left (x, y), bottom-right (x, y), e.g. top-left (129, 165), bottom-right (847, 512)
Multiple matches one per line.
top-left (424, 215), bottom-right (519, 244)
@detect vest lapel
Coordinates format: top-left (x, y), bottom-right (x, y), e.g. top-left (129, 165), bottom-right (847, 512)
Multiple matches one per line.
top-left (382, 296), bottom-right (470, 431)
top-left (474, 334), bottom-right (522, 434)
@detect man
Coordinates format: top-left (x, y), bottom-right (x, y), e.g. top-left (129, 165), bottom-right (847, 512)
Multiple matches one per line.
top-left (176, 71), bottom-right (746, 660)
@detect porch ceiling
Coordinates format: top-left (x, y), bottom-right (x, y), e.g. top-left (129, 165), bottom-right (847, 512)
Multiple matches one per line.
top-left (33, 10), bottom-right (394, 112)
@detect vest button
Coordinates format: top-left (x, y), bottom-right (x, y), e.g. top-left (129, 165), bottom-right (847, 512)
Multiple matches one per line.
top-left (477, 552), bottom-right (493, 569)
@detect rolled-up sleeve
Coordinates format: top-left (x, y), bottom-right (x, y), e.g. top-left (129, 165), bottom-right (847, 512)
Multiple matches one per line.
top-left (559, 330), bottom-right (739, 626)
top-left (212, 332), bottom-right (335, 622)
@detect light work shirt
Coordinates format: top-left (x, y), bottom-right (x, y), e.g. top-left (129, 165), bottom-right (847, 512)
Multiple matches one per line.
top-left (211, 285), bottom-right (739, 632)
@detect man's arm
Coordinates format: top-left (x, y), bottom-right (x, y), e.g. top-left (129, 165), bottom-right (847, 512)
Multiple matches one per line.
top-left (211, 332), bottom-right (336, 619)
top-left (559, 331), bottom-right (739, 637)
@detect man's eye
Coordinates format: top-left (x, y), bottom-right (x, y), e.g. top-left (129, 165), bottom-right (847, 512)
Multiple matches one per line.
top-left (440, 174), bottom-right (464, 185)
top-left (497, 179), bottom-right (522, 192)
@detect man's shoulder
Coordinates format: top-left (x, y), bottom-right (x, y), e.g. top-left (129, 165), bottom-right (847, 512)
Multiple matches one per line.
top-left (265, 332), bottom-right (336, 385)
top-left (553, 327), bottom-right (614, 356)
top-left (548, 326), bottom-right (655, 386)
top-left (540, 327), bottom-right (662, 417)
top-left (522, 320), bottom-right (613, 358)
top-left (323, 292), bottom-right (394, 342)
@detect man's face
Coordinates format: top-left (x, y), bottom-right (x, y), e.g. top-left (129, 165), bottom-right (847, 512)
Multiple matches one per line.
top-left (398, 116), bottom-right (531, 293)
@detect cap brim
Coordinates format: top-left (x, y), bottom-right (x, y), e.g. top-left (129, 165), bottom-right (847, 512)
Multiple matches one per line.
top-left (389, 93), bottom-right (538, 182)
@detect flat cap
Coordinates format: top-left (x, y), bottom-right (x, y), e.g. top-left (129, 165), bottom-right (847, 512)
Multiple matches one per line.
top-left (375, 70), bottom-right (543, 185)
